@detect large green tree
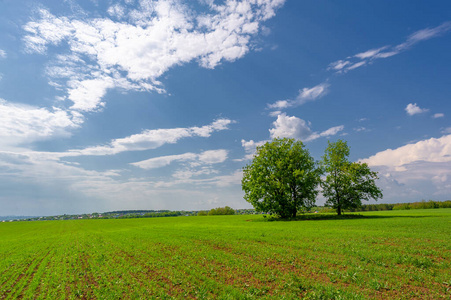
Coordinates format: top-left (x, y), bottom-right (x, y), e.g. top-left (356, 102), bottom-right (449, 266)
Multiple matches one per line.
top-left (321, 140), bottom-right (382, 215)
top-left (242, 138), bottom-right (321, 218)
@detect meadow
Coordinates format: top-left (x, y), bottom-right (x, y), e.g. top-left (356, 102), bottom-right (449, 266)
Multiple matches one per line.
top-left (1, 209), bottom-right (450, 299)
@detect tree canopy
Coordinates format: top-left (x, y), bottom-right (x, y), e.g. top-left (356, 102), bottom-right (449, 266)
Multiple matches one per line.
top-left (241, 138), bottom-right (321, 218)
top-left (321, 140), bottom-right (383, 215)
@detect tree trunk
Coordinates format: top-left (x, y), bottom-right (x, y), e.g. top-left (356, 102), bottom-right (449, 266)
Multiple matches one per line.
top-left (337, 206), bottom-right (342, 216)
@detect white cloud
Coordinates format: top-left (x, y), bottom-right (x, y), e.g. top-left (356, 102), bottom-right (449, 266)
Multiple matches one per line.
top-left (131, 149), bottom-right (228, 170)
top-left (23, 0), bottom-right (286, 112)
top-left (269, 113), bottom-right (312, 139)
top-left (269, 100), bottom-right (290, 110)
top-left (131, 152), bottom-right (198, 169)
top-left (241, 139), bottom-right (267, 154)
top-left (23, 9), bottom-right (74, 54)
top-left (0, 98), bottom-right (82, 147)
top-left (354, 126), bottom-right (367, 132)
top-left (0, 147), bottom-right (123, 215)
top-left (346, 61), bottom-right (366, 70)
top-left (296, 83), bottom-right (329, 105)
top-left (67, 118), bottom-right (233, 156)
top-left (0, 49), bottom-right (6, 58)
top-left (234, 139), bottom-right (268, 161)
top-left (354, 46), bottom-right (388, 59)
top-left (152, 169), bottom-right (243, 188)
top-left (328, 59), bottom-right (349, 71)
top-left (360, 135), bottom-right (451, 202)
top-left (269, 113), bottom-right (344, 141)
top-left (107, 4), bottom-right (126, 19)
top-left (269, 110), bottom-right (282, 117)
top-left (307, 125), bottom-right (345, 141)
top-left (405, 103), bottom-right (429, 116)
top-left (433, 113), bottom-right (444, 118)
top-left (172, 167), bottom-right (218, 180)
top-left (361, 134), bottom-right (451, 169)
top-left (67, 77), bottom-right (115, 111)
top-left (268, 83), bottom-right (329, 110)
top-left (198, 149), bottom-right (228, 164)
top-left (396, 21), bottom-right (451, 51)
top-left (328, 21), bottom-right (451, 73)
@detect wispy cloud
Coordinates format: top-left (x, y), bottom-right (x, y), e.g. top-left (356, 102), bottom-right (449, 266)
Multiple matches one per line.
top-left (433, 113), bottom-right (444, 118)
top-left (66, 118), bottom-right (233, 157)
top-left (405, 103), bottom-right (429, 116)
top-left (328, 21), bottom-right (451, 73)
top-left (268, 83), bottom-right (329, 110)
top-left (131, 149), bottom-right (228, 170)
top-left (0, 98), bottom-right (82, 147)
top-left (0, 49), bottom-right (6, 59)
top-left (23, 0), bottom-right (285, 112)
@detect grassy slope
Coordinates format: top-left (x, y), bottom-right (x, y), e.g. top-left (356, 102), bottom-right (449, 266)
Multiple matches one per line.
top-left (0, 209), bottom-right (450, 299)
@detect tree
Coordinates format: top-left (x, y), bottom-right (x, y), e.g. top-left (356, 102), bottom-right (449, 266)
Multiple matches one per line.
top-left (321, 140), bottom-right (382, 215)
top-left (242, 138), bottom-right (321, 218)
top-left (208, 206), bottom-right (235, 215)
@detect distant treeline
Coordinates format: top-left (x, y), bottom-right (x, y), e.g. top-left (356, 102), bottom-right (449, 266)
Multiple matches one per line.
top-left (118, 211), bottom-right (186, 218)
top-left (197, 206), bottom-right (235, 216)
top-left (106, 210), bottom-right (171, 214)
top-left (314, 200), bottom-right (451, 213)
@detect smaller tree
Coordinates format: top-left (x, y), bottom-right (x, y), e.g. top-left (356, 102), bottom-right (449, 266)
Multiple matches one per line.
top-left (208, 206), bottom-right (235, 215)
top-left (242, 138), bottom-right (321, 218)
top-left (321, 140), bottom-right (382, 215)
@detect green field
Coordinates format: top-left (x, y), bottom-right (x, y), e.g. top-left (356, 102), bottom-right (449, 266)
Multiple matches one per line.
top-left (1, 209), bottom-right (450, 299)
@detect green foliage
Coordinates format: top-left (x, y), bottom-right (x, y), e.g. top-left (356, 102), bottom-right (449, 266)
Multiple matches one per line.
top-left (351, 203), bottom-right (395, 212)
top-left (321, 140), bottom-right (383, 215)
top-left (207, 206), bottom-right (235, 215)
top-left (197, 210), bottom-right (208, 216)
top-left (393, 199), bottom-right (451, 210)
top-left (242, 138), bottom-right (321, 218)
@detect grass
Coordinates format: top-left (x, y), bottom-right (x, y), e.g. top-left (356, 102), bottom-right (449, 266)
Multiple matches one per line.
top-left (1, 209), bottom-right (450, 299)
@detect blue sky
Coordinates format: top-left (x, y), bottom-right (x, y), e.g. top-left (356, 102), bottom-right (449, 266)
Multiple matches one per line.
top-left (0, 0), bottom-right (450, 216)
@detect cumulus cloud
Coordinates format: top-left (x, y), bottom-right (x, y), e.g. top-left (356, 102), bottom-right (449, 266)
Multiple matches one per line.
top-left (67, 118), bottom-right (233, 156)
top-left (360, 135), bottom-right (451, 202)
top-left (361, 134), bottom-right (451, 170)
top-left (0, 98), bottom-right (82, 147)
top-left (23, 0), bottom-right (286, 112)
top-left (328, 21), bottom-right (451, 73)
top-left (268, 83), bottom-right (329, 109)
top-left (405, 103), bottom-right (429, 116)
top-left (269, 113), bottom-right (343, 141)
top-left (269, 113), bottom-right (312, 139)
top-left (131, 149), bottom-right (228, 169)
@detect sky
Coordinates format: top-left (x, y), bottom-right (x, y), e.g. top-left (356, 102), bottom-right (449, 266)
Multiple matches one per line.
top-left (0, 0), bottom-right (450, 216)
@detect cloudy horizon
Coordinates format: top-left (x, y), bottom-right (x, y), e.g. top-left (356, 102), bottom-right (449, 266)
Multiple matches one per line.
top-left (0, 0), bottom-right (450, 216)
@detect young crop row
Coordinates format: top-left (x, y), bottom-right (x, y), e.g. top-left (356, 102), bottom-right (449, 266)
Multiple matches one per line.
top-left (1, 209), bottom-right (450, 299)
